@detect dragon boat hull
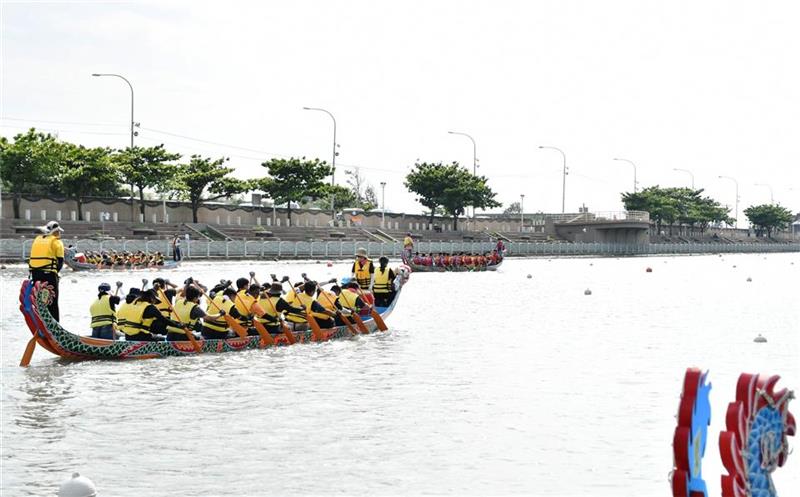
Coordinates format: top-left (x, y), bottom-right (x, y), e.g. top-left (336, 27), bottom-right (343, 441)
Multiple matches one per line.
top-left (18, 278), bottom-right (405, 362)
top-left (65, 248), bottom-right (180, 272)
top-left (404, 259), bottom-right (502, 273)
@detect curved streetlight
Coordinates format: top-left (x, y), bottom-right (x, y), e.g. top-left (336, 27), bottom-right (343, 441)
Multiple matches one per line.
top-left (380, 181), bottom-right (387, 228)
top-left (673, 168), bottom-right (695, 189)
top-left (718, 175), bottom-right (739, 228)
top-left (539, 146), bottom-right (568, 213)
top-left (754, 183), bottom-right (774, 203)
top-left (302, 107), bottom-right (338, 224)
top-left (448, 131), bottom-right (478, 219)
top-left (92, 73), bottom-right (136, 220)
top-left (612, 158), bottom-right (638, 193)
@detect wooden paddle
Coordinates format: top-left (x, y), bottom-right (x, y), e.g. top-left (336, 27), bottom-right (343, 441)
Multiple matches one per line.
top-left (114, 281), bottom-right (123, 296)
top-left (317, 288), bottom-right (359, 336)
top-left (157, 288), bottom-right (203, 353)
top-left (235, 293), bottom-right (274, 348)
top-left (20, 337), bottom-right (37, 367)
top-left (355, 287), bottom-right (388, 331)
top-left (259, 291), bottom-right (297, 345)
top-left (198, 287), bottom-right (249, 339)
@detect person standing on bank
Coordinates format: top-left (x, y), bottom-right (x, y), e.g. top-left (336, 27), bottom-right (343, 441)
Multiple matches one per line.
top-left (403, 232), bottom-right (414, 262)
top-left (28, 221), bottom-right (65, 321)
top-left (351, 247), bottom-right (375, 289)
top-left (172, 235), bottom-right (182, 262)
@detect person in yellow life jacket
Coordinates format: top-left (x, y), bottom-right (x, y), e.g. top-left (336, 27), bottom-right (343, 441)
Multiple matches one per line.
top-left (402, 232), bottom-right (414, 262)
top-left (28, 221), bottom-right (65, 321)
top-left (255, 283), bottom-right (306, 335)
top-left (166, 285), bottom-right (225, 342)
top-left (372, 256), bottom-right (396, 307)
top-left (116, 289), bottom-right (177, 341)
top-left (351, 247), bottom-right (375, 289)
top-left (285, 281), bottom-right (337, 329)
top-left (336, 280), bottom-right (369, 316)
top-left (201, 287), bottom-right (244, 339)
top-left (89, 283), bottom-right (121, 340)
top-left (152, 277), bottom-right (178, 318)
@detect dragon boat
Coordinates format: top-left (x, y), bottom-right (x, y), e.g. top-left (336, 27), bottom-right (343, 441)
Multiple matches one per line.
top-left (403, 257), bottom-right (503, 273)
top-left (65, 247), bottom-right (180, 272)
top-left (18, 274), bottom-right (407, 362)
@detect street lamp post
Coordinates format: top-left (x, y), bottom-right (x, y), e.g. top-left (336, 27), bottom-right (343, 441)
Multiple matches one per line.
top-left (520, 194), bottom-right (525, 232)
top-left (539, 146), bottom-right (568, 213)
top-left (380, 181), bottom-right (386, 228)
top-left (613, 158), bottom-right (638, 193)
top-left (754, 183), bottom-right (774, 203)
top-left (302, 107), bottom-right (338, 225)
top-left (92, 73), bottom-right (136, 221)
top-left (718, 175), bottom-right (739, 228)
top-left (673, 168), bottom-right (695, 189)
top-left (448, 131), bottom-right (478, 220)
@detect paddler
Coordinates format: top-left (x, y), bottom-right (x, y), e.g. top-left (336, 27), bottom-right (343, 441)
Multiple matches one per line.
top-left (371, 256), bottom-right (396, 307)
top-left (89, 282), bottom-right (121, 339)
top-left (255, 283), bottom-right (306, 335)
top-left (167, 285), bottom-right (225, 341)
top-left (117, 289), bottom-right (177, 341)
top-left (337, 279), bottom-right (370, 316)
top-left (28, 221), bottom-right (65, 320)
top-left (351, 247), bottom-right (375, 289)
top-left (201, 287), bottom-right (244, 339)
top-left (152, 278), bottom-right (178, 318)
top-left (285, 281), bottom-right (337, 329)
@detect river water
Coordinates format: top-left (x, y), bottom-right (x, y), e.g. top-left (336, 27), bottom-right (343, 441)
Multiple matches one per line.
top-left (1, 254), bottom-right (798, 496)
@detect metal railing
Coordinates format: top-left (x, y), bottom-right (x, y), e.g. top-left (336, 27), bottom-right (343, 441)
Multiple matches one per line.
top-left (1, 238), bottom-right (797, 261)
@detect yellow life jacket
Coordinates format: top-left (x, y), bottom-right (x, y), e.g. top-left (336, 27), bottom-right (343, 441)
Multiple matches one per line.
top-left (373, 267), bottom-right (392, 294)
top-left (286, 292), bottom-right (328, 322)
top-left (354, 258), bottom-right (373, 288)
top-left (117, 300), bottom-right (152, 336)
top-left (89, 294), bottom-right (116, 328)
top-left (316, 290), bottom-right (338, 311)
top-left (155, 290), bottom-right (173, 318)
top-left (29, 235), bottom-right (63, 272)
top-left (172, 299), bottom-right (198, 334)
top-left (255, 296), bottom-right (282, 325)
top-left (337, 290), bottom-right (359, 311)
top-left (233, 290), bottom-right (255, 326)
top-left (204, 297), bottom-right (233, 332)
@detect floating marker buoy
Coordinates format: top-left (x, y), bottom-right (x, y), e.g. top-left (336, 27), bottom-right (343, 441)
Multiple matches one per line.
top-left (58, 472), bottom-right (96, 497)
top-left (526, 274), bottom-right (532, 279)
top-left (646, 267), bottom-right (652, 273)
top-left (326, 262), bottom-right (333, 267)
top-left (746, 277), bottom-right (752, 282)
top-left (733, 265), bottom-right (737, 268)
top-left (753, 334), bottom-right (767, 343)
top-left (584, 289), bottom-right (592, 295)
top-left (589, 263), bottom-right (593, 266)
top-left (70, 279), bottom-right (77, 283)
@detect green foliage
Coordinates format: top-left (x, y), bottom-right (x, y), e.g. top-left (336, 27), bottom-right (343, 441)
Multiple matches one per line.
top-left (504, 202), bottom-right (522, 215)
top-left (113, 145), bottom-right (181, 217)
top-left (313, 184), bottom-right (357, 211)
top-left (621, 186), bottom-right (732, 234)
top-left (169, 155), bottom-right (251, 222)
top-left (257, 157), bottom-right (331, 223)
top-left (0, 129), bottom-right (62, 218)
top-left (55, 143), bottom-right (119, 220)
top-left (743, 204), bottom-right (793, 237)
top-left (404, 161), bottom-right (501, 229)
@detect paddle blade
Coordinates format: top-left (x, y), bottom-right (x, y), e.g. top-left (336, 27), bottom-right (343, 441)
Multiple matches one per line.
top-left (224, 315), bottom-right (249, 339)
top-left (252, 320), bottom-right (275, 347)
top-left (184, 330), bottom-right (203, 353)
top-left (307, 316), bottom-right (326, 342)
top-left (282, 324), bottom-right (297, 344)
top-left (20, 337), bottom-right (36, 367)
top-left (370, 309), bottom-right (388, 331)
top-left (338, 313), bottom-right (357, 336)
top-left (351, 313), bottom-right (369, 334)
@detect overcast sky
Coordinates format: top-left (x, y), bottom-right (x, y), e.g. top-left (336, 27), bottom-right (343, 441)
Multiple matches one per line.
top-left (2, 0), bottom-right (798, 224)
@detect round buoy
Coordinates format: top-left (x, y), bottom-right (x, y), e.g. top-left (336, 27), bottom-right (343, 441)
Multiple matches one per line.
top-left (645, 267), bottom-right (652, 273)
top-left (326, 262), bottom-right (333, 267)
top-left (70, 279), bottom-right (78, 283)
top-left (526, 274), bottom-right (532, 279)
top-left (746, 277), bottom-right (752, 282)
top-left (589, 263), bottom-right (593, 266)
top-left (584, 289), bottom-right (592, 295)
top-left (753, 334), bottom-right (767, 343)
top-left (733, 265), bottom-right (737, 268)
top-left (0, 264), bottom-right (6, 269)
top-left (58, 473), bottom-right (96, 497)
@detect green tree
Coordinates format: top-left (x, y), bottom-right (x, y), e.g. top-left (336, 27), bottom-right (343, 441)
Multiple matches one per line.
top-left (0, 129), bottom-right (62, 218)
top-left (439, 168), bottom-right (501, 230)
top-left (55, 143), bottom-right (120, 221)
top-left (404, 161), bottom-right (452, 225)
top-left (169, 155), bottom-right (252, 223)
top-left (113, 145), bottom-right (181, 219)
top-left (622, 186), bottom-right (730, 235)
top-left (504, 202), bottom-right (522, 215)
top-left (744, 204), bottom-right (793, 237)
top-left (257, 157), bottom-right (331, 224)
top-left (311, 184), bottom-right (357, 211)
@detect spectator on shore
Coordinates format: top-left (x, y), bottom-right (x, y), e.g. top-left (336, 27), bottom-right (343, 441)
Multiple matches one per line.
top-left (172, 235), bottom-right (182, 262)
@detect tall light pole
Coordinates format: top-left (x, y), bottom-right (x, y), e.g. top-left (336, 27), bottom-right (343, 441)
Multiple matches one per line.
top-left (520, 194), bottom-right (525, 232)
top-left (448, 131), bottom-right (478, 219)
top-left (539, 146), bottom-right (568, 213)
top-left (718, 175), bottom-right (739, 228)
top-left (302, 107), bottom-right (338, 225)
top-left (613, 158), bottom-right (638, 193)
top-left (380, 181), bottom-right (386, 228)
top-left (92, 73), bottom-right (136, 221)
top-left (673, 168), bottom-right (695, 189)
top-left (754, 183), bottom-right (774, 203)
